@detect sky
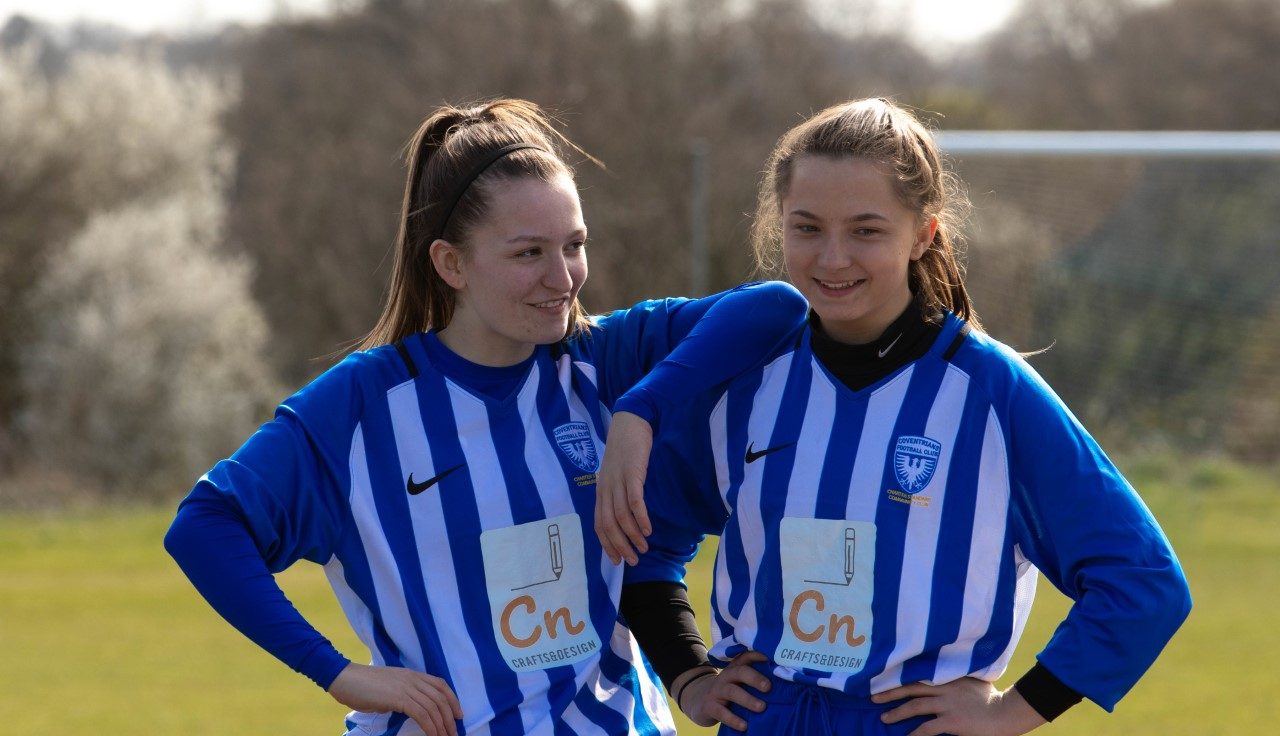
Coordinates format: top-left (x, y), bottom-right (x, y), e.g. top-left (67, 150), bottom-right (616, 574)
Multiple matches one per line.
top-left (0, 0), bottom-right (1021, 45)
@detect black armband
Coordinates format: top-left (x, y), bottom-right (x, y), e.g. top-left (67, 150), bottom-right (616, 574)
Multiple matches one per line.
top-left (620, 581), bottom-right (711, 690)
top-left (1013, 662), bottom-right (1084, 722)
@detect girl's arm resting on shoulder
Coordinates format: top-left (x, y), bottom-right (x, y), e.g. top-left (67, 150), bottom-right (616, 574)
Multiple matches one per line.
top-left (609, 280), bottom-right (806, 427)
top-left (1007, 370), bottom-right (1192, 712)
top-left (597, 281), bottom-right (804, 562)
top-left (163, 494), bottom-right (349, 688)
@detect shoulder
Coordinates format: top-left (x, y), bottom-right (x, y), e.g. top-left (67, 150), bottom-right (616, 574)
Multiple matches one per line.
top-left (945, 323), bottom-right (1057, 408)
top-left (281, 342), bottom-right (413, 425)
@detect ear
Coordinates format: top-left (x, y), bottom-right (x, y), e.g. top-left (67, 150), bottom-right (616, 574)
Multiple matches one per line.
top-left (911, 216), bottom-right (939, 261)
top-left (429, 238), bottom-right (467, 290)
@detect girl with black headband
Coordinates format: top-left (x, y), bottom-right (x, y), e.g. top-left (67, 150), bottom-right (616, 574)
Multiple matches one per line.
top-left (165, 99), bottom-right (805, 735)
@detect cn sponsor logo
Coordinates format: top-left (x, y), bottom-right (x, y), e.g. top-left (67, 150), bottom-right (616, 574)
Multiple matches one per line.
top-left (787, 589), bottom-right (866, 646)
top-left (499, 595), bottom-right (587, 648)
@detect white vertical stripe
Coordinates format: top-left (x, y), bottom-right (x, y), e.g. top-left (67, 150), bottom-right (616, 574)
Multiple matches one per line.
top-left (871, 366), bottom-right (971, 692)
top-left (846, 367), bottom-right (915, 522)
top-left (727, 353), bottom-right (796, 653)
top-left (445, 382), bottom-right (547, 734)
top-left (708, 393), bottom-right (737, 654)
top-left (345, 425), bottom-right (420, 735)
top-left (933, 408), bottom-right (1013, 683)
top-left (325, 555), bottom-right (393, 736)
top-left (818, 366), bottom-right (916, 691)
top-left (622, 621), bottom-right (679, 735)
top-left (386, 382), bottom-right (494, 735)
top-left (570, 358), bottom-right (613, 436)
top-left (324, 555), bottom-right (383, 666)
top-left (349, 425), bottom-right (422, 668)
top-left (560, 700), bottom-right (611, 736)
top-left (781, 371), bottom-right (836, 518)
top-left (971, 547), bottom-right (1038, 681)
top-left (522, 361), bottom-right (575, 518)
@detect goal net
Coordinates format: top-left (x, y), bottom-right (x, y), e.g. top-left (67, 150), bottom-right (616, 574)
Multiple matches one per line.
top-left (939, 132), bottom-right (1280, 463)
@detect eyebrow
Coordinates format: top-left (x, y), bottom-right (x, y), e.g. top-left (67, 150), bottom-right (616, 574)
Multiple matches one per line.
top-left (507, 229), bottom-right (587, 244)
top-left (789, 209), bottom-right (889, 223)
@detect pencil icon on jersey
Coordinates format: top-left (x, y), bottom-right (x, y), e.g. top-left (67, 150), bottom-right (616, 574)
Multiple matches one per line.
top-left (803, 526), bottom-right (857, 587)
top-left (844, 528), bottom-right (856, 583)
top-left (549, 524), bottom-right (563, 579)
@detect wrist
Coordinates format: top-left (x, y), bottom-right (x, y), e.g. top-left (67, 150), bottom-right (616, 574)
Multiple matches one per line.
top-left (671, 666), bottom-right (717, 713)
top-left (996, 686), bottom-right (1050, 736)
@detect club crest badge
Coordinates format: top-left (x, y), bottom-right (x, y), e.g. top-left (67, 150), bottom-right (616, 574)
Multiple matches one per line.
top-left (554, 422), bottom-right (599, 473)
top-left (893, 435), bottom-right (941, 493)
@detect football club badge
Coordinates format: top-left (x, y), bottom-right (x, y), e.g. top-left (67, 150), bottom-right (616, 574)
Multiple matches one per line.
top-left (893, 435), bottom-right (941, 493)
top-left (554, 422), bottom-right (599, 473)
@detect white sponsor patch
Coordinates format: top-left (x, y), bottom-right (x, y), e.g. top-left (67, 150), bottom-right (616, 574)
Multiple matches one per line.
top-left (775, 517), bottom-right (876, 674)
top-left (480, 513), bottom-right (601, 671)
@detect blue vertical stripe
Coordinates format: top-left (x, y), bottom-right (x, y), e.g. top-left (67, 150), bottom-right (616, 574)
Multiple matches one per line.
top-left (414, 371), bottom-right (527, 736)
top-left (854, 356), bottom-right (950, 697)
top-left (361, 394), bottom-right (452, 682)
top-left (747, 352), bottom-right (814, 669)
top-left (718, 369), bottom-right (765, 631)
top-left (899, 386), bottom-right (990, 685)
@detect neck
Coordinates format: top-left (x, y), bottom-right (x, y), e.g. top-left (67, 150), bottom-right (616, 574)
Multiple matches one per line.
top-left (436, 317), bottom-right (535, 367)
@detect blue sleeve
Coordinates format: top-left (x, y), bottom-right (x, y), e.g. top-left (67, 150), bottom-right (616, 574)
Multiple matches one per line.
top-left (164, 355), bottom-right (376, 689)
top-left (1004, 362), bottom-right (1191, 711)
top-left (164, 495), bottom-right (351, 688)
top-left (626, 393), bottom-right (732, 585)
top-left (593, 280), bottom-right (806, 419)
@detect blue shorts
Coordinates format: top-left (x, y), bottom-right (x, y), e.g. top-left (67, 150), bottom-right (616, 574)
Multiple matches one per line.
top-left (720, 670), bottom-right (945, 736)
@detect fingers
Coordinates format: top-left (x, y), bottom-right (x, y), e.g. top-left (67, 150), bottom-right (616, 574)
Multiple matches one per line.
top-left (703, 699), bottom-right (750, 732)
top-left (610, 475), bottom-right (650, 561)
top-left (595, 488), bottom-right (639, 565)
top-left (687, 652), bottom-right (772, 731)
top-left (879, 695), bottom-right (937, 725)
top-left (871, 681), bottom-right (935, 704)
top-left (408, 676), bottom-right (461, 736)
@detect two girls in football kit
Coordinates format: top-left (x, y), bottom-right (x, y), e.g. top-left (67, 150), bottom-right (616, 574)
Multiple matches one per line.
top-left (596, 98), bottom-right (1192, 735)
top-left (164, 99), bottom-right (807, 735)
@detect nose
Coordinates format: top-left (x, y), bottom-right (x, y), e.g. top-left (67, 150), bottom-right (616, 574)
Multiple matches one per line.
top-left (814, 236), bottom-right (853, 271)
top-left (543, 249), bottom-right (575, 293)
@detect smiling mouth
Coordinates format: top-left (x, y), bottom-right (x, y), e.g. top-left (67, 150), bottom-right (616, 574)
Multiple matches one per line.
top-left (815, 278), bottom-right (865, 291)
top-left (531, 297), bottom-right (569, 310)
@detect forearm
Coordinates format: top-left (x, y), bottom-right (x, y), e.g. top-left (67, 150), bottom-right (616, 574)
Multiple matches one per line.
top-left (164, 497), bottom-right (350, 688)
top-left (620, 581), bottom-right (711, 689)
top-left (615, 281), bottom-right (805, 427)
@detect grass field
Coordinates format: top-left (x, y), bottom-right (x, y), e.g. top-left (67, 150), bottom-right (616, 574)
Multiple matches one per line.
top-left (1, 454), bottom-right (1275, 733)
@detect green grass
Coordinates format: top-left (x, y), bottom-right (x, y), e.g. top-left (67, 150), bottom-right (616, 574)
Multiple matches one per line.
top-left (1, 454), bottom-right (1275, 733)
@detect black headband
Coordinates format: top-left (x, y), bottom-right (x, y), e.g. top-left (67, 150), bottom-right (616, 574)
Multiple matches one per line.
top-left (432, 142), bottom-right (545, 241)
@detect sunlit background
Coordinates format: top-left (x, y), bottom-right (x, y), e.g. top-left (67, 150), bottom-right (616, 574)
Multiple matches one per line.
top-left (1, 0), bottom-right (1277, 732)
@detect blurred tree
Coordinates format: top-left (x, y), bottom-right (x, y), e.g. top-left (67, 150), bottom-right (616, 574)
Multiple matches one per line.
top-left (225, 0), bottom-right (938, 384)
top-left (22, 191), bottom-right (280, 498)
top-left (980, 0), bottom-right (1280, 129)
top-left (1, 48), bottom-right (279, 498)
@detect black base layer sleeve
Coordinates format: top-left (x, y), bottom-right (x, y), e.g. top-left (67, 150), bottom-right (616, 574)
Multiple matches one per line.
top-left (621, 581), bottom-right (711, 690)
top-left (1013, 662), bottom-right (1084, 722)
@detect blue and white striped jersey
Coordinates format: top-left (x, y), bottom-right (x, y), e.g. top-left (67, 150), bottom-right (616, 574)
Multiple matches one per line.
top-left (632, 313), bottom-right (1190, 712)
top-left (172, 282), bottom-right (807, 736)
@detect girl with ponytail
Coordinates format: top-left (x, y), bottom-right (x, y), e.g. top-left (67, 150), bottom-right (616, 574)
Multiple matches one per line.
top-left (596, 98), bottom-right (1189, 734)
top-left (166, 98), bottom-right (806, 735)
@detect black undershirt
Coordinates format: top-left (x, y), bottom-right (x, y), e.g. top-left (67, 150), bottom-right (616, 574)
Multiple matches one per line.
top-left (808, 298), bottom-right (942, 392)
top-left (625, 298), bottom-right (1082, 720)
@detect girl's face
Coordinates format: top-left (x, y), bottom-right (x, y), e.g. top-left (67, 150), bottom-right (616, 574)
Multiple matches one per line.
top-left (435, 174), bottom-right (587, 366)
top-left (781, 156), bottom-right (936, 345)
